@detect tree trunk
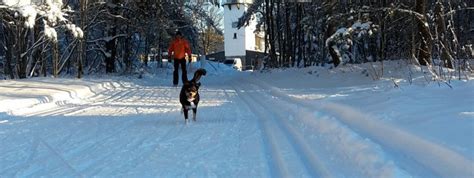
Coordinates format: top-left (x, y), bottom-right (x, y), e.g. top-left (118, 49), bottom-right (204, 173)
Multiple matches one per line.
top-left (325, 1), bottom-right (340, 67)
top-left (326, 24), bottom-right (340, 67)
top-left (284, 3), bottom-right (290, 67)
top-left (415, 0), bottom-right (433, 66)
top-left (77, 0), bottom-right (87, 78)
top-left (265, 0), bottom-right (277, 68)
top-left (52, 40), bottom-right (60, 77)
top-left (3, 23), bottom-right (15, 79)
top-left (378, 0), bottom-right (387, 61)
top-left (276, 0), bottom-right (283, 67)
top-left (434, 0), bottom-right (453, 68)
top-left (105, 0), bottom-right (119, 73)
top-left (124, 33), bottom-right (132, 73)
top-left (41, 43), bottom-right (47, 77)
top-left (32, 22), bottom-right (43, 77)
top-left (105, 27), bottom-right (117, 73)
top-left (17, 27), bottom-right (27, 78)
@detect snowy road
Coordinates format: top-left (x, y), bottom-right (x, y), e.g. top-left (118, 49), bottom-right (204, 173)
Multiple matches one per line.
top-left (236, 77), bottom-right (473, 177)
top-left (0, 76), bottom-right (262, 177)
top-left (1, 70), bottom-right (473, 177)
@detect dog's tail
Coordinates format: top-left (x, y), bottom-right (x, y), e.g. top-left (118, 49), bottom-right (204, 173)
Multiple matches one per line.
top-left (192, 68), bottom-right (207, 82)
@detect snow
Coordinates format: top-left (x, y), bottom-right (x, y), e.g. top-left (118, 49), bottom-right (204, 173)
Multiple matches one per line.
top-left (18, 5), bottom-right (36, 28)
top-left (351, 21), bottom-right (372, 30)
top-left (1, 0), bottom-right (32, 7)
top-left (0, 60), bottom-right (473, 177)
top-left (44, 0), bottom-right (64, 23)
top-left (1, 1), bottom-right (37, 28)
top-left (66, 24), bottom-right (84, 38)
top-left (43, 22), bottom-right (57, 42)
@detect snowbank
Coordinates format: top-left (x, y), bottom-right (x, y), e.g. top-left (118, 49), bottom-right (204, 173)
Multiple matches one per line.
top-left (0, 78), bottom-right (117, 115)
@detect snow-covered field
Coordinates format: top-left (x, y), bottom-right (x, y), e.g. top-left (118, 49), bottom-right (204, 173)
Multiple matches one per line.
top-left (0, 61), bottom-right (473, 177)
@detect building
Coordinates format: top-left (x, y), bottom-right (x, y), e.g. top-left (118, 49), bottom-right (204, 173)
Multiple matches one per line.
top-left (208, 0), bottom-right (265, 70)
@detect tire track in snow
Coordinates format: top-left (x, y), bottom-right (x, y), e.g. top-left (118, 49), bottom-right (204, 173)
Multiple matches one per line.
top-left (165, 84), bottom-right (266, 177)
top-left (65, 119), bottom-right (139, 175)
top-left (6, 81), bottom-right (128, 117)
top-left (232, 84), bottom-right (291, 178)
top-left (0, 137), bottom-right (40, 176)
top-left (125, 85), bottom-right (241, 176)
top-left (25, 84), bottom-right (161, 117)
top-left (244, 82), bottom-right (401, 177)
top-left (0, 80), bottom-right (187, 176)
top-left (17, 84), bottom-right (172, 175)
top-left (239, 82), bottom-right (335, 177)
top-left (233, 83), bottom-right (332, 178)
top-left (75, 86), bottom-right (183, 175)
top-left (14, 82), bottom-right (132, 117)
top-left (122, 86), bottom-right (188, 173)
top-left (175, 86), bottom-right (256, 177)
top-left (36, 137), bottom-right (83, 177)
top-left (245, 77), bottom-right (474, 177)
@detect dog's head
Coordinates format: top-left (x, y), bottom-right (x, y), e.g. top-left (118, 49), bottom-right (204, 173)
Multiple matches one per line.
top-left (182, 68), bottom-right (206, 102)
top-left (183, 81), bottom-right (201, 102)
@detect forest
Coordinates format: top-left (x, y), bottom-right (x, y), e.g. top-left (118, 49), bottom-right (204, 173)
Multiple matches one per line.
top-left (0, 0), bottom-right (223, 79)
top-left (1, 0), bottom-right (473, 80)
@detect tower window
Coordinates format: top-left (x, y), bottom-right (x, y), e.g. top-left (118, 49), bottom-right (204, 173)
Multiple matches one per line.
top-left (233, 33), bottom-right (237, 39)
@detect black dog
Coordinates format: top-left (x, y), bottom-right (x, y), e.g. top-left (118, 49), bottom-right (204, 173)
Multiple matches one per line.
top-left (180, 68), bottom-right (206, 122)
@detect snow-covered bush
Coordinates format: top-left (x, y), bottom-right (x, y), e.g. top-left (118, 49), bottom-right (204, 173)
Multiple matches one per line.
top-left (326, 21), bottom-right (378, 65)
top-left (326, 27), bottom-right (353, 65)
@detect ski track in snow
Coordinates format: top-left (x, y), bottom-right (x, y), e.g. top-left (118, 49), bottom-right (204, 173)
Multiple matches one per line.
top-left (233, 78), bottom-right (405, 178)
top-left (0, 73), bottom-right (473, 177)
top-left (242, 76), bottom-right (474, 178)
top-left (233, 82), bottom-right (332, 178)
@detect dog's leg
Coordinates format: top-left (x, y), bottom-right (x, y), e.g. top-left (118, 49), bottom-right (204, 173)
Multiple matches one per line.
top-left (192, 101), bottom-right (198, 121)
top-left (183, 107), bottom-right (189, 121)
top-left (192, 108), bottom-right (197, 121)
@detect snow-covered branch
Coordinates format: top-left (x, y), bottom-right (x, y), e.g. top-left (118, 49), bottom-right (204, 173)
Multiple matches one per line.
top-left (1, 0), bottom-right (83, 42)
top-left (87, 34), bottom-right (127, 43)
top-left (443, 7), bottom-right (474, 17)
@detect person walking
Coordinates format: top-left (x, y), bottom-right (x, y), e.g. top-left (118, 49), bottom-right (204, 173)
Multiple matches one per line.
top-left (168, 31), bottom-right (191, 87)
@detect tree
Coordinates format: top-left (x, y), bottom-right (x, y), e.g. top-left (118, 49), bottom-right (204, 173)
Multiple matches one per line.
top-left (196, 5), bottom-right (223, 55)
top-left (0, 0), bottom-right (83, 79)
top-left (236, 0), bottom-right (472, 76)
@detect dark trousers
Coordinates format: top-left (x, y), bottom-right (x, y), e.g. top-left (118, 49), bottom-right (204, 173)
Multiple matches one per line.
top-left (173, 59), bottom-right (187, 85)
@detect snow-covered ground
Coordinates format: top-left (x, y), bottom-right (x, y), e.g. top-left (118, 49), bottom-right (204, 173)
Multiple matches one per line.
top-left (0, 61), bottom-right (473, 177)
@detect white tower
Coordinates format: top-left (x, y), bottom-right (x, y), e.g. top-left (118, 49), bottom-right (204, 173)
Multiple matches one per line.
top-left (223, 0), bottom-right (262, 61)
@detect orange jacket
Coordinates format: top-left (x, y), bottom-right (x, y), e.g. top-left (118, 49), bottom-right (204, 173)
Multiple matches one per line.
top-left (168, 37), bottom-right (191, 60)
